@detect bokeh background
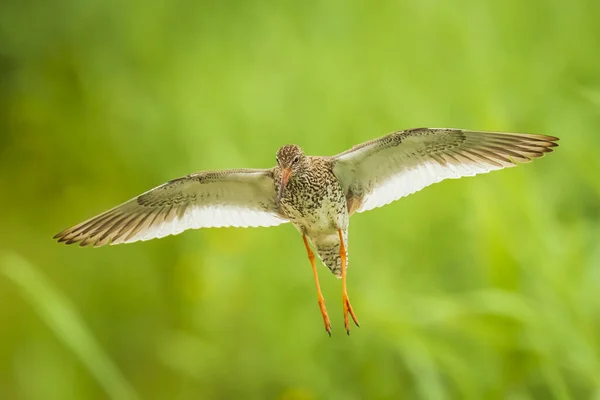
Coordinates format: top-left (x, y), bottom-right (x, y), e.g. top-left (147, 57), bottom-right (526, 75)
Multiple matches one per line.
top-left (1, 0), bottom-right (600, 399)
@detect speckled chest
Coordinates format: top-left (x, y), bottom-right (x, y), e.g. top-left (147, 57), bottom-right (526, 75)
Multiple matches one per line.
top-left (279, 165), bottom-right (348, 234)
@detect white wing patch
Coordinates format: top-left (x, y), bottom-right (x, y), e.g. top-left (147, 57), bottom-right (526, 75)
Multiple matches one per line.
top-left (124, 204), bottom-right (286, 244)
top-left (358, 154), bottom-right (504, 212)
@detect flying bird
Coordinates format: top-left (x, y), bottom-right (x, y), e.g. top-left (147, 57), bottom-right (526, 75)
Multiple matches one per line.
top-left (55, 128), bottom-right (559, 335)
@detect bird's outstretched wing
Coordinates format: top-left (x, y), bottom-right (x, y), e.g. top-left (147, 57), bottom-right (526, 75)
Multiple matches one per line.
top-left (332, 128), bottom-right (559, 214)
top-left (54, 169), bottom-right (287, 247)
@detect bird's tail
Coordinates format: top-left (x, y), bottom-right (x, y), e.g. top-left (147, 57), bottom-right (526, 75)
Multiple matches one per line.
top-left (314, 231), bottom-right (348, 278)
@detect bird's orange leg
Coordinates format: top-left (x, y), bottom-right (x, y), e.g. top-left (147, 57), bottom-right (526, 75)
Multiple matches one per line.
top-left (303, 234), bottom-right (331, 336)
top-left (338, 229), bottom-right (359, 334)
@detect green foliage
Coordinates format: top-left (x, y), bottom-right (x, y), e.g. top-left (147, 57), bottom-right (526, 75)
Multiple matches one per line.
top-left (1, 0), bottom-right (599, 398)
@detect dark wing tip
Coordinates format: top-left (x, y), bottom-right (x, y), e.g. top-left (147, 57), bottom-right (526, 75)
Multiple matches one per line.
top-left (54, 231), bottom-right (112, 248)
top-left (542, 134), bottom-right (560, 142)
top-left (53, 229), bottom-right (89, 246)
top-left (54, 229), bottom-right (78, 244)
top-left (53, 221), bottom-right (106, 247)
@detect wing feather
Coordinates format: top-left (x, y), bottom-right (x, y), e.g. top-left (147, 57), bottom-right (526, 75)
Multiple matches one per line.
top-left (332, 128), bottom-right (558, 213)
top-left (55, 168), bottom-right (287, 247)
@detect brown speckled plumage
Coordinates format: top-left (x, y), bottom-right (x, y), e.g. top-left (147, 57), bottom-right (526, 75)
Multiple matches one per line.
top-left (55, 128), bottom-right (559, 335)
top-left (274, 154), bottom-right (349, 276)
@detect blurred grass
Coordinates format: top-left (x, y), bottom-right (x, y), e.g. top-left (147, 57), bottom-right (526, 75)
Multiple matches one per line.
top-left (1, 0), bottom-right (599, 399)
top-left (1, 253), bottom-right (138, 400)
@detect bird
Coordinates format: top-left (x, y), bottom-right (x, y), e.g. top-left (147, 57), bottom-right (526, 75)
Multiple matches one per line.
top-left (54, 128), bottom-right (559, 335)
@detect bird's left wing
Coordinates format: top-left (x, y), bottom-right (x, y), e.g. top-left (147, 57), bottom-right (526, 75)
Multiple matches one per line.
top-left (54, 168), bottom-right (288, 247)
top-left (332, 128), bottom-right (559, 214)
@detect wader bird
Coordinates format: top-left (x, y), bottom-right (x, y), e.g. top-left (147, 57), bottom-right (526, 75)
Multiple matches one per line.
top-left (55, 128), bottom-right (559, 335)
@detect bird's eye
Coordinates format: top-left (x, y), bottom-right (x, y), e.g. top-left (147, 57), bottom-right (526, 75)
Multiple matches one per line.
top-left (293, 156), bottom-right (299, 164)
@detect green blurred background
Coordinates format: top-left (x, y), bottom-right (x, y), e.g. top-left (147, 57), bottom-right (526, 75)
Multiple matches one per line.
top-left (1, 0), bottom-right (599, 399)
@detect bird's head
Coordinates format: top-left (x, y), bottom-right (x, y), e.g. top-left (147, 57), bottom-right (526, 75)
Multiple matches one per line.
top-left (275, 144), bottom-right (306, 202)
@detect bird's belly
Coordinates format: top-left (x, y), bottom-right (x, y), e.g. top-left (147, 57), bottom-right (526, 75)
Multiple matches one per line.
top-left (282, 192), bottom-right (347, 235)
top-left (292, 207), bottom-right (342, 235)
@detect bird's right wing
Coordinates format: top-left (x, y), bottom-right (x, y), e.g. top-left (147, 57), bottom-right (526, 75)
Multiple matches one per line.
top-left (332, 128), bottom-right (559, 214)
top-left (54, 168), bottom-right (288, 247)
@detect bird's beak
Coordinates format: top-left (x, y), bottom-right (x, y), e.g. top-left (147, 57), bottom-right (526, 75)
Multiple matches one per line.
top-left (277, 168), bottom-right (291, 203)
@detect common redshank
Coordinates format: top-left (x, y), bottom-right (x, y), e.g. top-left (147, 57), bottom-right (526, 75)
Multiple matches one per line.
top-left (55, 128), bottom-right (559, 335)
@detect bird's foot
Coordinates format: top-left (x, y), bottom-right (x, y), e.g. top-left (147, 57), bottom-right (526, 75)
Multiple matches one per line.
top-left (343, 293), bottom-right (360, 335)
top-left (317, 297), bottom-right (332, 336)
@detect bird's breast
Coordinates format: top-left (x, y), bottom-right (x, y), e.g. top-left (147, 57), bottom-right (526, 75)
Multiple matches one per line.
top-left (279, 173), bottom-right (348, 234)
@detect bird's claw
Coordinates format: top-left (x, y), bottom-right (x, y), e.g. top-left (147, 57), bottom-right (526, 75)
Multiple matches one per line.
top-left (318, 298), bottom-right (331, 336)
top-left (343, 294), bottom-right (359, 335)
